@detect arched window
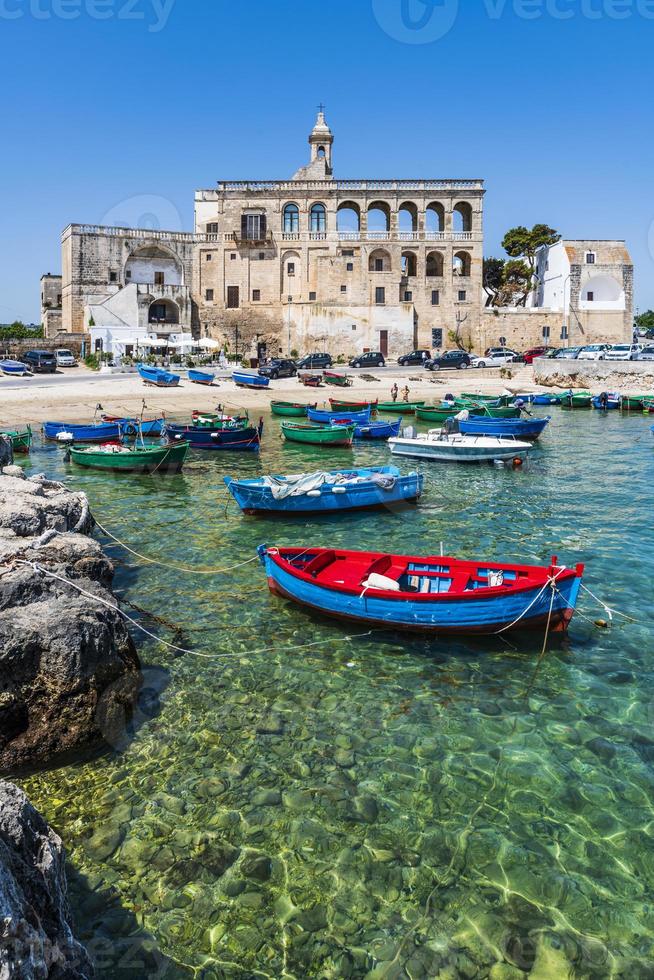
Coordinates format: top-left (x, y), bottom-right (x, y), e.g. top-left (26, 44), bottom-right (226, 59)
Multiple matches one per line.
top-left (337, 202), bottom-right (361, 234)
top-left (425, 203), bottom-right (445, 235)
top-left (398, 203), bottom-right (418, 233)
top-left (426, 252), bottom-right (444, 277)
top-left (369, 249), bottom-right (391, 273)
top-left (317, 146), bottom-right (326, 159)
top-left (283, 203), bottom-right (299, 234)
top-left (401, 252), bottom-right (417, 277)
top-left (453, 251), bottom-right (472, 277)
top-left (367, 202), bottom-right (391, 233)
top-left (453, 202), bottom-right (473, 233)
top-left (310, 203), bottom-right (326, 233)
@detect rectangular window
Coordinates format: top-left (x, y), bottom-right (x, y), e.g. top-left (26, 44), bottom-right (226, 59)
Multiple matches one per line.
top-left (207, 223), bottom-right (219, 234)
top-left (458, 290), bottom-right (467, 302)
top-left (309, 291), bottom-right (316, 301)
top-left (205, 289), bottom-right (214, 301)
top-left (241, 213), bottom-right (266, 240)
top-left (125, 270), bottom-right (131, 279)
top-left (374, 258), bottom-right (384, 272)
top-left (340, 284), bottom-right (347, 293)
top-left (586, 253), bottom-right (596, 264)
top-left (587, 291), bottom-right (594, 301)
top-left (342, 249), bottom-right (354, 256)
top-left (109, 271), bottom-right (117, 282)
top-left (346, 262), bottom-right (354, 271)
top-left (230, 253), bottom-right (236, 260)
top-left (252, 289), bottom-right (261, 301)
top-left (259, 252), bottom-right (265, 260)
top-left (375, 286), bottom-right (386, 305)
top-left (404, 290), bottom-right (412, 302)
top-left (287, 262), bottom-right (295, 276)
top-left (352, 324), bottom-right (356, 331)
top-left (542, 325), bottom-right (550, 340)
top-left (431, 290), bottom-right (440, 306)
top-left (154, 271), bottom-right (164, 286)
top-left (227, 286), bottom-right (239, 309)
top-left (206, 253), bottom-right (212, 261)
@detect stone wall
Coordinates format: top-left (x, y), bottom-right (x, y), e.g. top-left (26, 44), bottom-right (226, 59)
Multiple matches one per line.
top-left (534, 357), bottom-right (654, 391)
top-left (480, 307), bottom-right (630, 352)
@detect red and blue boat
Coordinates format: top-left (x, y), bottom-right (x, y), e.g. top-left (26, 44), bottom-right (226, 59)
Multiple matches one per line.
top-left (165, 419), bottom-right (263, 451)
top-left (258, 546), bottom-right (584, 635)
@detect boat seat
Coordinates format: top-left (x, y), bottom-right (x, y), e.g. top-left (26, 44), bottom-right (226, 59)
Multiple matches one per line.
top-left (304, 550), bottom-right (337, 578)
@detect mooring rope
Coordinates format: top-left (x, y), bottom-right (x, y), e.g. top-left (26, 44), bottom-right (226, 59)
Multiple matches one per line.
top-left (93, 517), bottom-right (259, 575)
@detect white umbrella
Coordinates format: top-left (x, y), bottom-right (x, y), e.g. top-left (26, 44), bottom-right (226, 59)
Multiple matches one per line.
top-left (197, 337), bottom-right (221, 349)
top-left (143, 338), bottom-right (169, 348)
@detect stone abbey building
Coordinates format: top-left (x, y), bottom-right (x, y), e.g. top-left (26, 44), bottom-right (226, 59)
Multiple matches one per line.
top-left (47, 111), bottom-right (631, 356)
top-left (54, 112), bottom-right (485, 358)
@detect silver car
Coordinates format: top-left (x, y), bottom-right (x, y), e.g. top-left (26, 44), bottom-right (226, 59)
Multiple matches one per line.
top-left (576, 344), bottom-right (611, 361)
top-left (55, 348), bottom-right (77, 367)
top-left (604, 344), bottom-right (642, 361)
top-left (637, 345), bottom-right (654, 361)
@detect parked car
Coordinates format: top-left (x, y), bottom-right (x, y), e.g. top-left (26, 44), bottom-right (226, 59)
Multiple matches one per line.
top-left (425, 350), bottom-right (472, 371)
top-left (349, 351), bottom-right (386, 368)
top-left (471, 348), bottom-right (519, 368)
top-left (258, 358), bottom-right (297, 379)
top-left (397, 349), bottom-right (431, 367)
top-left (20, 350), bottom-right (57, 373)
top-left (576, 344), bottom-right (612, 361)
top-left (296, 352), bottom-right (333, 369)
top-left (604, 343), bottom-right (642, 361)
top-left (517, 346), bottom-right (555, 364)
top-left (55, 348), bottom-right (77, 367)
top-left (637, 345), bottom-right (654, 361)
top-left (549, 347), bottom-right (582, 359)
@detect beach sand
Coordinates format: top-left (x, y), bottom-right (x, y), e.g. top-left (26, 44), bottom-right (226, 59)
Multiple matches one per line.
top-left (0, 365), bottom-right (545, 426)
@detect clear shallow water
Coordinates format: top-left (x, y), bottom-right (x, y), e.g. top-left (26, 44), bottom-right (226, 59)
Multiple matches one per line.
top-left (17, 408), bottom-right (654, 979)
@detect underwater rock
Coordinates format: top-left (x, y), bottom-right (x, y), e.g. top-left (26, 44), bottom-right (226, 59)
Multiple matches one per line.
top-left (241, 853), bottom-right (273, 882)
top-left (0, 779), bottom-right (93, 978)
top-left (585, 737), bottom-right (617, 763)
top-left (0, 471), bottom-right (141, 772)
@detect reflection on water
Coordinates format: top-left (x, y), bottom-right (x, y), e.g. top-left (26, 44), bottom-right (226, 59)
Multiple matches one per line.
top-left (20, 409), bottom-right (654, 978)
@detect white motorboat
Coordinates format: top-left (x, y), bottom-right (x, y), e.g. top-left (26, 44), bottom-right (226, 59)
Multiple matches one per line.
top-left (388, 428), bottom-right (532, 463)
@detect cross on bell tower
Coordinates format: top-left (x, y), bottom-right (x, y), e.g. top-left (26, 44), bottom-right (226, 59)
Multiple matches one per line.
top-left (308, 105), bottom-right (333, 175)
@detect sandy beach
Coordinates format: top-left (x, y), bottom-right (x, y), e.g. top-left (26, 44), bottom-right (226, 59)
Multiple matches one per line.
top-left (0, 364), bottom-right (546, 426)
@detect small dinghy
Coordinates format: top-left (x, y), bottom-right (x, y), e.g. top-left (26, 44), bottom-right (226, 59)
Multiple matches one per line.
top-left (307, 406), bottom-right (371, 425)
top-left (281, 422), bottom-right (356, 447)
top-left (232, 370), bottom-right (270, 389)
top-left (330, 398), bottom-right (378, 411)
top-left (354, 418), bottom-right (402, 440)
top-left (69, 441), bottom-right (190, 474)
top-left (188, 369), bottom-right (216, 386)
top-left (43, 421), bottom-right (122, 442)
top-left (458, 415), bottom-right (551, 440)
top-left (0, 359), bottom-right (28, 376)
top-left (0, 425), bottom-right (32, 453)
top-left (166, 420), bottom-right (263, 451)
top-left (533, 393), bottom-right (562, 406)
top-left (561, 390), bottom-right (592, 408)
top-left (388, 428), bottom-right (531, 463)
top-left (271, 402), bottom-right (315, 418)
top-left (137, 364), bottom-right (180, 387)
top-left (592, 392), bottom-right (621, 411)
top-left (225, 465), bottom-right (423, 515)
top-left (299, 373), bottom-right (323, 388)
top-left (323, 371), bottom-right (352, 387)
top-left (102, 415), bottom-right (165, 437)
top-left (378, 401), bottom-right (425, 414)
top-left (257, 546), bottom-right (585, 635)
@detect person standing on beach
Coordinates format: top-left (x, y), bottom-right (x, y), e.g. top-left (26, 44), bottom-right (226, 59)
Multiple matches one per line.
top-left (391, 383), bottom-right (399, 403)
top-left (402, 386), bottom-right (410, 403)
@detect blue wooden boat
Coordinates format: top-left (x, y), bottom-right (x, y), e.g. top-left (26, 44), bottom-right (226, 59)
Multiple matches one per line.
top-left (0, 359), bottom-right (28, 376)
top-left (258, 546), bottom-right (585, 635)
top-left (307, 406), bottom-right (371, 425)
top-left (354, 418), bottom-right (402, 440)
top-left (592, 392), bottom-right (621, 411)
top-left (166, 420), bottom-right (263, 451)
top-left (43, 420), bottom-right (122, 442)
top-left (137, 364), bottom-right (180, 387)
top-left (105, 416), bottom-right (165, 437)
top-left (232, 371), bottom-right (270, 389)
top-left (458, 416), bottom-right (551, 440)
top-left (188, 369), bottom-right (216, 386)
top-left (533, 393), bottom-right (562, 406)
top-left (225, 465), bottom-right (423, 515)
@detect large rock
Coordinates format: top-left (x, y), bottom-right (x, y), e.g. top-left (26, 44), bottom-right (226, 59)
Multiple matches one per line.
top-left (0, 779), bottom-right (93, 978)
top-left (0, 435), bottom-right (13, 468)
top-left (0, 470), bottom-right (141, 772)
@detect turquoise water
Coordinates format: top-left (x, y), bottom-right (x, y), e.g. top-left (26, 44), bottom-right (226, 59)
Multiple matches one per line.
top-left (18, 407), bottom-right (654, 978)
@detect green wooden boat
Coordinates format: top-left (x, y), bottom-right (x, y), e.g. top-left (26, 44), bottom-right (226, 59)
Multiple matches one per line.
top-left (69, 440), bottom-right (190, 473)
top-left (378, 401), bottom-right (425, 414)
top-left (620, 395), bottom-right (648, 411)
top-left (271, 401), bottom-right (314, 418)
top-left (1, 425), bottom-right (32, 454)
top-left (461, 393), bottom-right (511, 406)
top-left (561, 390), bottom-right (592, 408)
top-left (330, 398), bottom-right (378, 411)
top-left (281, 422), bottom-right (356, 447)
top-left (324, 371), bottom-right (353, 388)
top-left (415, 405), bottom-right (459, 423)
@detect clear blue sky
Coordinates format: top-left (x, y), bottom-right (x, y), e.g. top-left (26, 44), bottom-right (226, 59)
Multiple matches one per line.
top-left (2, 0), bottom-right (653, 322)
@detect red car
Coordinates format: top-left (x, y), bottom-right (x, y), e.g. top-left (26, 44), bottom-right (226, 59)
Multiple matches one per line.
top-left (521, 346), bottom-right (555, 364)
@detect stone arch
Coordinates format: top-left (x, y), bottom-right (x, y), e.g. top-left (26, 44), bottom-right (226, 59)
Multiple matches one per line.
top-left (426, 251), bottom-right (444, 277)
top-left (453, 202), bottom-right (473, 233)
top-left (369, 248), bottom-right (392, 273)
top-left (148, 298), bottom-right (179, 324)
top-left (425, 203), bottom-right (445, 234)
top-left (398, 202), bottom-right (418, 232)
top-left (367, 201), bottom-right (391, 232)
top-left (124, 244), bottom-right (184, 286)
top-left (401, 251), bottom-right (418, 277)
top-left (453, 251), bottom-right (472, 277)
top-left (337, 201), bottom-right (361, 232)
top-left (282, 202), bottom-right (300, 234)
top-left (310, 202), bottom-right (327, 233)
top-left (581, 275), bottom-right (622, 302)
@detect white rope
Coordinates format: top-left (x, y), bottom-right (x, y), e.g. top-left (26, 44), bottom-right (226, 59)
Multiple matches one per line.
top-left (492, 566), bottom-right (568, 635)
top-left (580, 583), bottom-right (637, 623)
top-left (93, 518), bottom-right (259, 575)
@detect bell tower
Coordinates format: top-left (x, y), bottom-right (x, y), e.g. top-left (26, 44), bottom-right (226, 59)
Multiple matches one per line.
top-left (293, 106), bottom-right (334, 180)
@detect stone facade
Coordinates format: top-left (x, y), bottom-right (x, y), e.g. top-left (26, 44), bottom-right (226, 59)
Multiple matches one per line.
top-left (40, 273), bottom-right (62, 339)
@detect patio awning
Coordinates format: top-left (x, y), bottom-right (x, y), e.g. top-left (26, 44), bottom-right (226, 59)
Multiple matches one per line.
top-left (197, 338), bottom-right (221, 349)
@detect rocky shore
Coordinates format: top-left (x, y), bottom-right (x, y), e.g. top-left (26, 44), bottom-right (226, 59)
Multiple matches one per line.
top-left (0, 441), bottom-right (141, 773)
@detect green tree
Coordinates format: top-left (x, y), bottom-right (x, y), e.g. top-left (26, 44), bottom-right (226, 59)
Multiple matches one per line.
top-left (483, 257), bottom-right (505, 307)
top-left (635, 310), bottom-right (654, 332)
top-left (501, 224), bottom-right (560, 305)
top-left (483, 257), bottom-right (532, 308)
top-left (0, 321), bottom-right (43, 340)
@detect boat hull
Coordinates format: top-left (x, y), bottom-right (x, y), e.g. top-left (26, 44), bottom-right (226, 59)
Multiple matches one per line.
top-left (225, 469), bottom-right (423, 514)
top-left (109, 417), bottom-right (165, 437)
top-left (166, 422), bottom-right (262, 451)
top-left (307, 407), bottom-right (371, 425)
top-left (188, 370), bottom-right (216, 386)
top-left (259, 548), bottom-right (584, 635)
top-left (70, 441), bottom-right (190, 473)
top-left (0, 360), bottom-right (28, 376)
top-left (1, 426), bottom-right (32, 453)
top-left (354, 419), bottom-right (402, 440)
top-left (378, 402), bottom-right (425, 414)
top-left (281, 423), bottom-right (355, 447)
top-left (232, 371), bottom-right (270, 389)
top-left (323, 372), bottom-right (352, 387)
top-left (271, 402), bottom-right (314, 418)
top-left (330, 399), bottom-right (378, 411)
top-left (43, 421), bottom-right (122, 442)
top-left (389, 433), bottom-right (531, 462)
top-left (458, 416), bottom-right (551, 440)
top-left (137, 365), bottom-right (180, 387)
